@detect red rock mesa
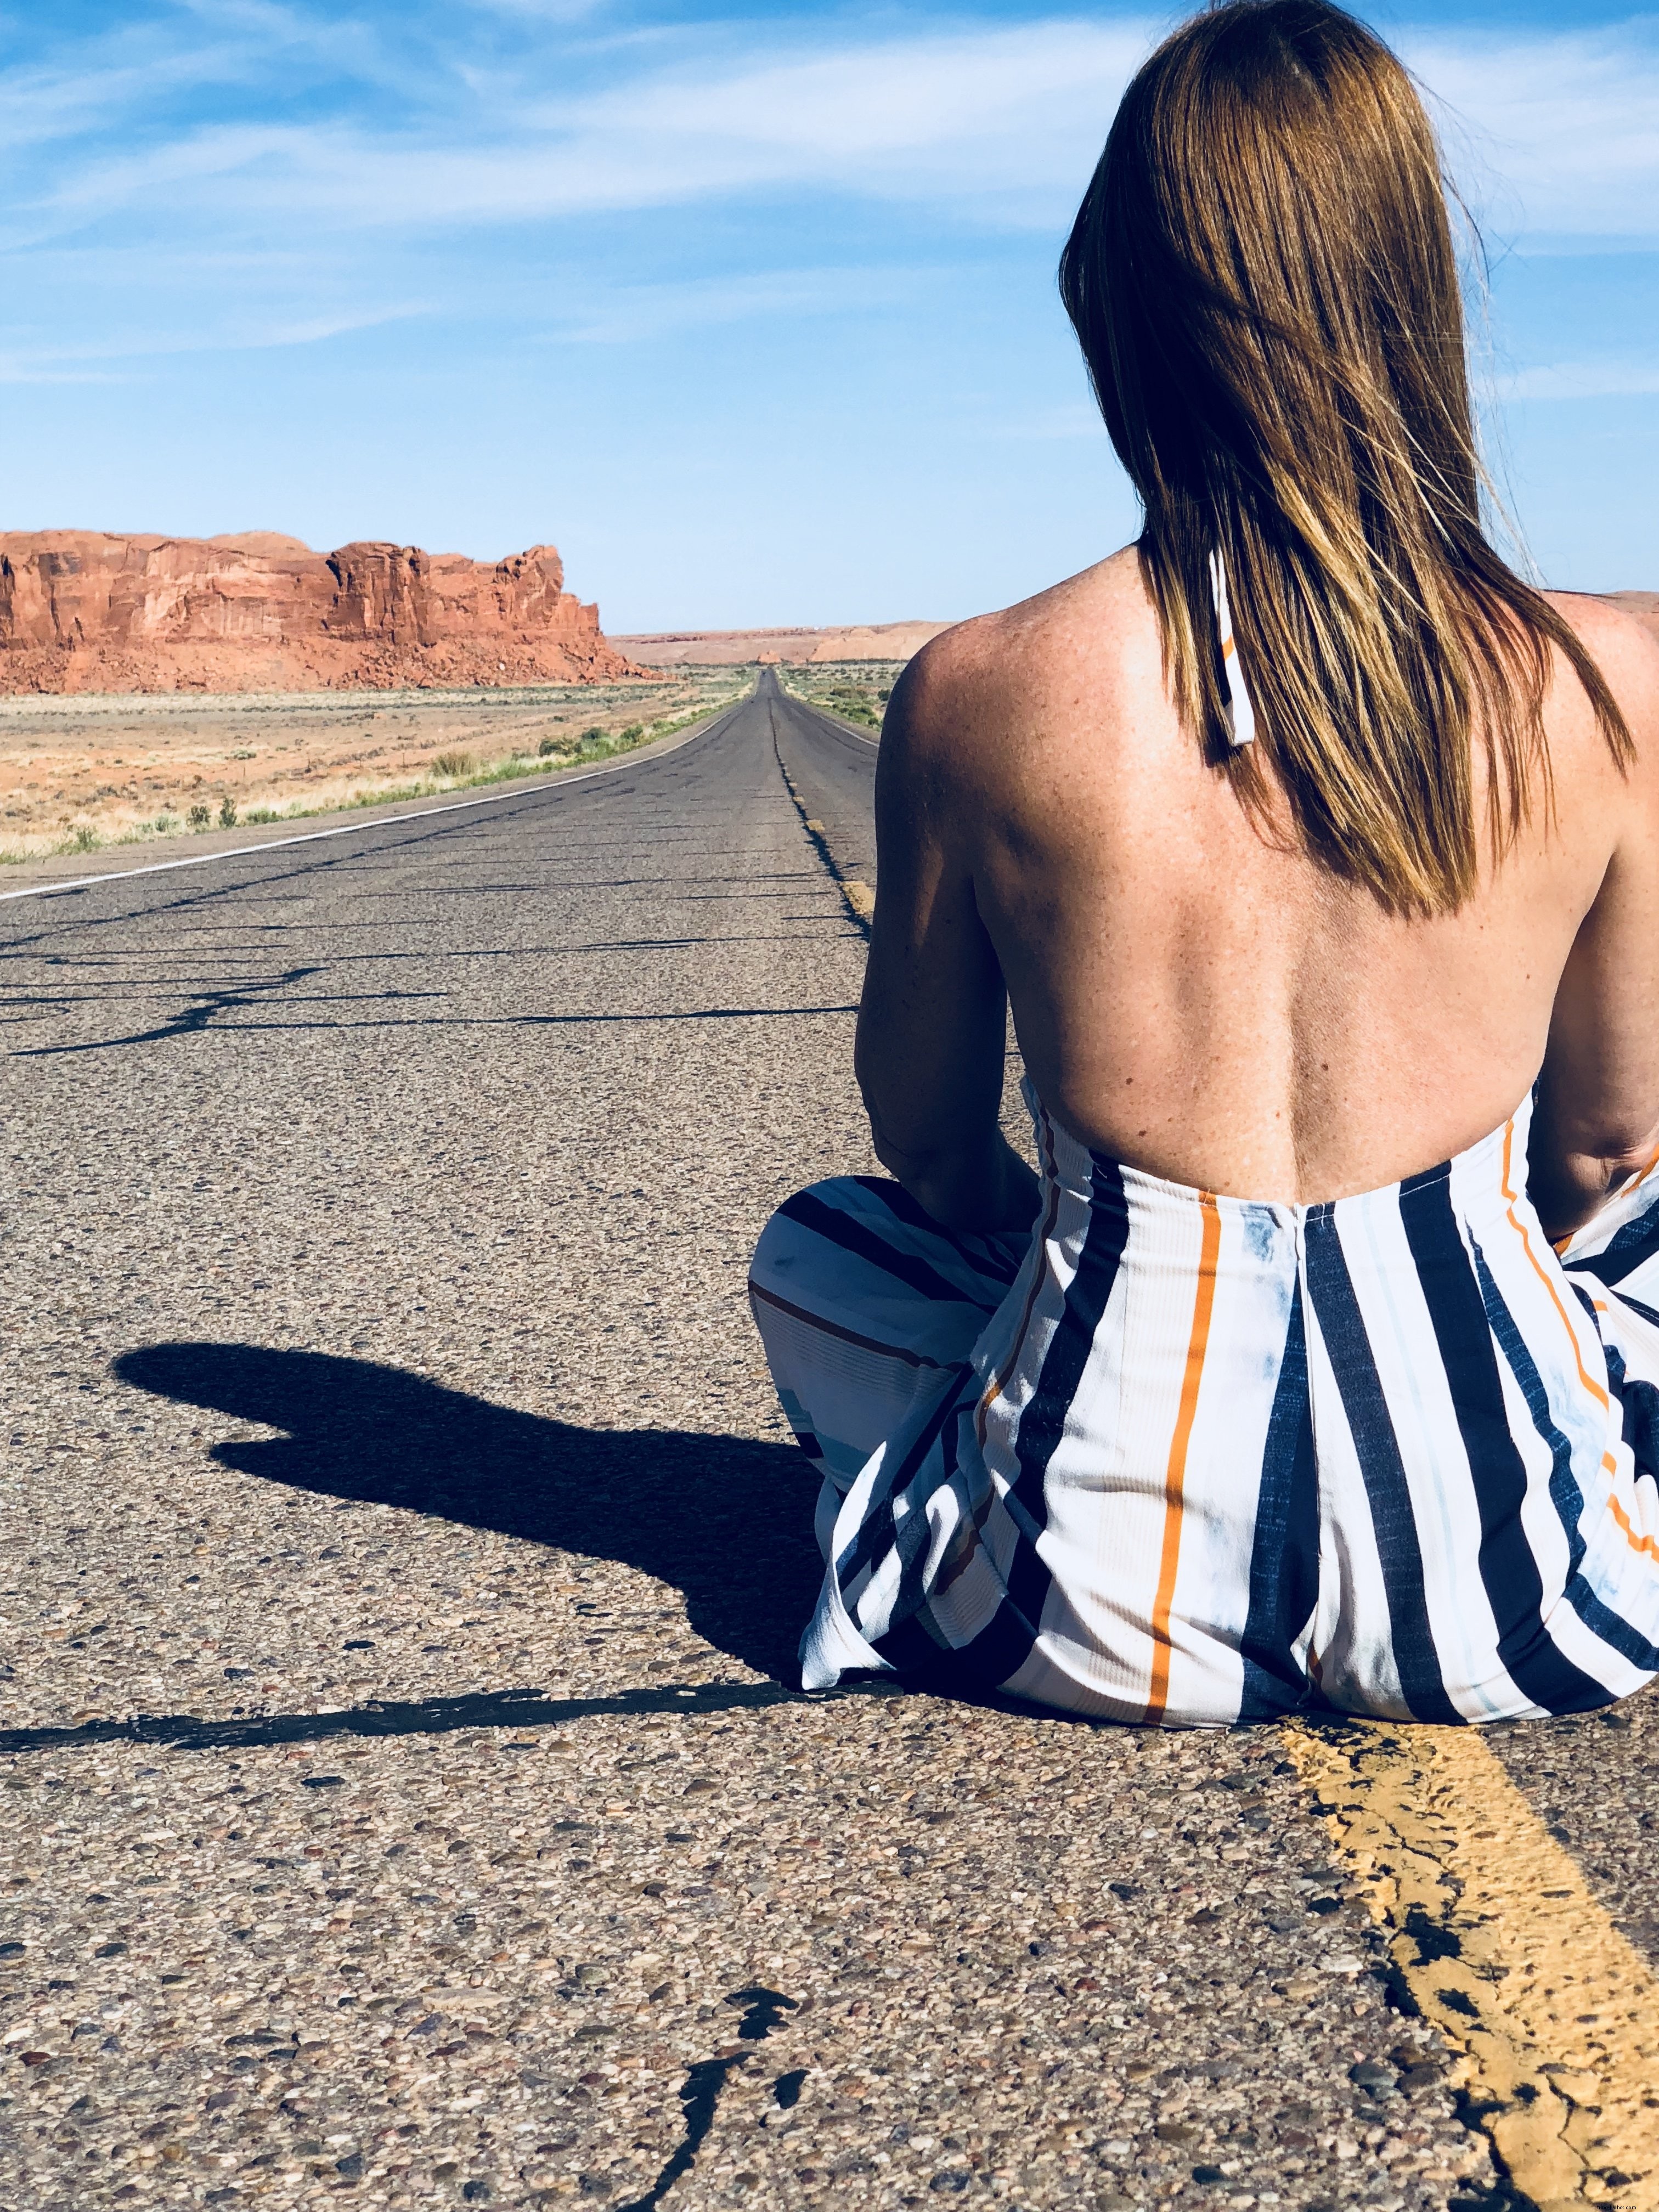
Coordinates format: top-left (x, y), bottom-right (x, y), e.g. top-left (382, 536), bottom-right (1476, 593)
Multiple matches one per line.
top-left (0, 531), bottom-right (643, 693)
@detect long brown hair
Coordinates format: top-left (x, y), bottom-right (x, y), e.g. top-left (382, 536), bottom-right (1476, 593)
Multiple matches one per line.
top-left (1059, 0), bottom-right (1631, 916)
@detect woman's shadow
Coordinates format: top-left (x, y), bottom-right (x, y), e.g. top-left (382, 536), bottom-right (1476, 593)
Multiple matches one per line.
top-left (115, 1342), bottom-right (823, 1684)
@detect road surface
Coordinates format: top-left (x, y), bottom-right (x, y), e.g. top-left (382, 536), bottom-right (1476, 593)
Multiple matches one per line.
top-left (2, 669), bottom-right (1654, 2211)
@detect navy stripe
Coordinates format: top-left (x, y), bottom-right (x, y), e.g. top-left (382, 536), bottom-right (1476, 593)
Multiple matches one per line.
top-left (868, 1385), bottom-right (985, 1681)
top-left (1475, 1249), bottom-right (1589, 1584)
top-left (1605, 1340), bottom-right (1659, 1490)
top-left (1571, 1198), bottom-right (1659, 1288)
top-left (833, 1370), bottom-right (968, 1593)
top-left (894, 1155), bottom-right (1132, 1691)
top-left (892, 1393), bottom-right (967, 1620)
top-left (854, 1177), bottom-right (1027, 1286)
top-left (1402, 1184), bottom-right (1605, 1714)
top-left (1304, 1210), bottom-right (1463, 1725)
top-left (778, 1190), bottom-right (998, 1310)
top-left (1238, 1279), bottom-right (1319, 1720)
top-left (1479, 1249), bottom-right (1657, 1679)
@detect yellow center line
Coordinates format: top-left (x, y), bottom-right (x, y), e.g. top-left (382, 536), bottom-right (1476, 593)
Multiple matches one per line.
top-left (771, 714), bottom-right (876, 930)
top-left (1283, 1720), bottom-right (1659, 2210)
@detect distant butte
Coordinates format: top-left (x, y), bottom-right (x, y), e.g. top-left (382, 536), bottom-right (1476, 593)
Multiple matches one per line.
top-left (1609, 590), bottom-right (1658, 648)
top-left (614, 620), bottom-right (951, 667)
top-left (621, 602), bottom-right (1659, 668)
top-left (0, 530), bottom-right (645, 693)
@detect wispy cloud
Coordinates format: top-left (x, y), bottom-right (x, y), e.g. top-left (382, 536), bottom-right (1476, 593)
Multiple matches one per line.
top-left (555, 264), bottom-right (936, 345)
top-left (0, 297), bottom-right (425, 379)
top-left (1494, 359), bottom-right (1659, 402)
top-left (2, 3), bottom-right (1655, 374)
top-left (4, 7), bottom-right (1656, 257)
top-left (1409, 18), bottom-right (1659, 241)
top-left (21, 20), bottom-right (1154, 238)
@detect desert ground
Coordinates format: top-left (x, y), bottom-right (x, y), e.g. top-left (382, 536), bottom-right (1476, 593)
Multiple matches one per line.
top-left (0, 671), bottom-right (743, 865)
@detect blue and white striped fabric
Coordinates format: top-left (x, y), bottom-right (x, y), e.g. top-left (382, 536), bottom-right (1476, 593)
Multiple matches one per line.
top-left (749, 1082), bottom-right (1659, 1727)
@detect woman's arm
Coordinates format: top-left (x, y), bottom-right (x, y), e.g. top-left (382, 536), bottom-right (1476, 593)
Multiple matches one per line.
top-left (853, 651), bottom-right (1040, 1235)
top-left (1531, 610), bottom-right (1659, 1239)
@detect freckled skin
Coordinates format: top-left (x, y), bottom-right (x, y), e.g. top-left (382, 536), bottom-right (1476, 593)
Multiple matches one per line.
top-left (855, 546), bottom-right (1659, 1234)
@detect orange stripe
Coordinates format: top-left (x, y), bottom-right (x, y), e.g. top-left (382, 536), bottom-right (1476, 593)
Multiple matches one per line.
top-left (1500, 1120), bottom-right (1609, 1409)
top-left (1607, 1492), bottom-right (1659, 1562)
top-left (974, 1113), bottom-right (1062, 1452)
top-left (1144, 1192), bottom-right (1222, 1726)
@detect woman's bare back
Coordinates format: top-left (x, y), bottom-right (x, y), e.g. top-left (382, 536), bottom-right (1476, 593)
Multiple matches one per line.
top-left (860, 546), bottom-right (1659, 1221)
top-left (758, 0), bottom-right (1659, 1734)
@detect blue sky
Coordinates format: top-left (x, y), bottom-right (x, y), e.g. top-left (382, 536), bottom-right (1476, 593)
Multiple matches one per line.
top-left (1, 2), bottom-right (1655, 630)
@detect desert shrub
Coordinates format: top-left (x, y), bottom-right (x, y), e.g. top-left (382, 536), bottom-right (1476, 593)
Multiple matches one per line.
top-left (537, 735), bottom-right (564, 757)
top-left (577, 726), bottom-right (607, 749)
top-left (245, 806), bottom-right (280, 825)
top-left (66, 825), bottom-right (98, 853)
top-left (620, 723), bottom-right (645, 743)
top-left (188, 804), bottom-right (211, 830)
top-left (218, 797), bottom-right (238, 829)
top-left (152, 813), bottom-right (180, 835)
top-left (431, 750), bottom-right (475, 778)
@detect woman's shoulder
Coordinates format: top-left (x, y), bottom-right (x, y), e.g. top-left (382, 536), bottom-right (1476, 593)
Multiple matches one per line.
top-left (885, 546), bottom-right (1154, 771)
top-left (1542, 589), bottom-right (1659, 740)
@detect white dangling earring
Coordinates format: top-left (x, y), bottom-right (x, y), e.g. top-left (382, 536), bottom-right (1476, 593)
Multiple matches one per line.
top-left (1209, 551), bottom-right (1256, 748)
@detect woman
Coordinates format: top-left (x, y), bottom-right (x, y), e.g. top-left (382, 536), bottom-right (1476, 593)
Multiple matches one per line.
top-left (750, 0), bottom-right (1659, 1726)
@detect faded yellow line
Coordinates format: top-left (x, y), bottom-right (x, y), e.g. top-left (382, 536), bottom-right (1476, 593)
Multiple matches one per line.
top-left (774, 744), bottom-right (874, 933)
top-left (1284, 1721), bottom-right (1659, 2210)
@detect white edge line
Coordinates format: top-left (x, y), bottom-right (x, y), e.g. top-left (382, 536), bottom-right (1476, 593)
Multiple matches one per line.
top-left (0, 706), bottom-right (738, 906)
top-left (794, 698), bottom-right (879, 747)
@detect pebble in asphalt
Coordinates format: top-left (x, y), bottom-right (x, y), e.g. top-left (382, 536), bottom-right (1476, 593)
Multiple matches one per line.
top-left (0, 683), bottom-right (1499, 2208)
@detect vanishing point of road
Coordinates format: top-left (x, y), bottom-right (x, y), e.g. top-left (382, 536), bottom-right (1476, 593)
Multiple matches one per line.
top-left (2, 670), bottom-right (1656, 2212)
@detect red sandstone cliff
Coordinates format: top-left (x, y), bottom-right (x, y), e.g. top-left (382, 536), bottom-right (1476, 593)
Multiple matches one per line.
top-left (0, 531), bottom-right (644, 693)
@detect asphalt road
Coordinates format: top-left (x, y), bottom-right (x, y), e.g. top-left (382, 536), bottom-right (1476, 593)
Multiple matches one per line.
top-left (766, 686), bottom-right (881, 895)
top-left (1, 668), bottom-right (1652, 2212)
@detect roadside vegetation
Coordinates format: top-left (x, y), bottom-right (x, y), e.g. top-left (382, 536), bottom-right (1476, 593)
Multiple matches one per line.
top-left (776, 660), bottom-right (903, 733)
top-left (0, 669), bottom-right (752, 864)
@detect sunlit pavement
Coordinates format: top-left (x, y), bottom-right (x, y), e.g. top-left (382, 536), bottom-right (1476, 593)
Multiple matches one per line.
top-left (2, 673), bottom-right (1653, 2211)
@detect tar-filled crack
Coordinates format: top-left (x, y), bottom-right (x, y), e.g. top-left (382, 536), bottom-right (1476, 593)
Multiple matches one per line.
top-left (10, 964), bottom-right (327, 1057)
top-left (1403, 1901), bottom-right (1463, 1965)
top-left (770, 709), bottom-right (872, 942)
top-left (1447, 2095), bottom-right (1538, 2212)
top-left (615, 1987), bottom-right (798, 2212)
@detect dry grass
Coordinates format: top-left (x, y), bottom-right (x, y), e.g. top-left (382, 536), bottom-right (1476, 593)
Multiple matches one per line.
top-left (776, 661), bottom-right (902, 731)
top-left (0, 669), bottom-right (746, 861)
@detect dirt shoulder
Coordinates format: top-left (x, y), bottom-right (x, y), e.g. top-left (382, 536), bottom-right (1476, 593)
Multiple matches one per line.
top-left (0, 690), bottom-right (746, 897)
top-left (0, 672), bottom-right (741, 861)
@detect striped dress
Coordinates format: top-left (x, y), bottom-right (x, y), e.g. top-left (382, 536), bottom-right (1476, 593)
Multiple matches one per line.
top-left (749, 1084), bottom-right (1659, 1726)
